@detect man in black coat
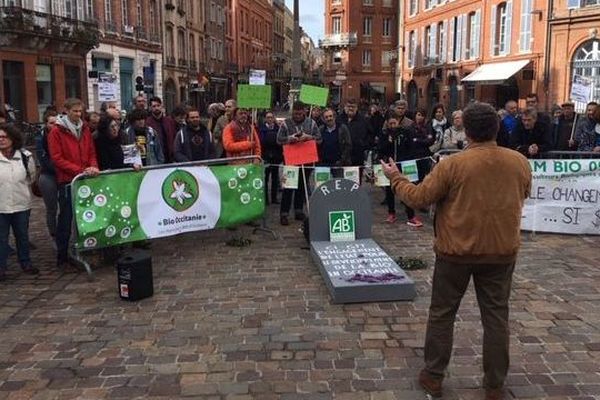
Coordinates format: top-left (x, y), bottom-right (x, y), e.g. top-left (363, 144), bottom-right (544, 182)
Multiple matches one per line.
top-left (511, 108), bottom-right (552, 159)
top-left (337, 98), bottom-right (374, 166)
top-left (173, 109), bottom-right (215, 162)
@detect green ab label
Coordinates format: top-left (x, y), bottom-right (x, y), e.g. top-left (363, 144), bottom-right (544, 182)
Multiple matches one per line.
top-left (329, 211), bottom-right (356, 242)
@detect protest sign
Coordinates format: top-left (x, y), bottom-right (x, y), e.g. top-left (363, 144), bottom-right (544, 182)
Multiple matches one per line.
top-left (282, 165), bottom-right (299, 189)
top-left (237, 84), bottom-right (272, 109)
top-left (522, 159), bottom-right (600, 235)
top-left (343, 167), bottom-right (360, 184)
top-left (401, 160), bottom-right (419, 182)
top-left (314, 166), bottom-right (331, 187)
top-left (283, 140), bottom-right (319, 165)
top-left (249, 69), bottom-right (266, 85)
top-left (72, 164), bottom-right (265, 249)
top-left (98, 72), bottom-right (118, 102)
top-left (299, 84), bottom-right (329, 107)
top-left (373, 165), bottom-right (390, 187)
top-left (570, 75), bottom-right (592, 103)
top-left (122, 144), bottom-right (142, 166)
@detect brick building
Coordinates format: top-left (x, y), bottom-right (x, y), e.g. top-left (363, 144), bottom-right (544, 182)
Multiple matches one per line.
top-left (273, 0), bottom-right (288, 105)
top-left (547, 0), bottom-right (600, 111)
top-left (401, 0), bottom-right (551, 113)
top-left (162, 0), bottom-right (206, 113)
top-left (86, 0), bottom-right (163, 113)
top-left (0, 3), bottom-right (98, 123)
top-left (321, 0), bottom-right (399, 107)
top-left (204, 0), bottom-right (228, 103)
top-left (229, 0), bottom-right (274, 87)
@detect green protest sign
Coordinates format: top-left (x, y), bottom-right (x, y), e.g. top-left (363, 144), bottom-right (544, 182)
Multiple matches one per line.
top-left (299, 84), bottom-right (329, 107)
top-left (237, 84), bottom-right (272, 109)
top-left (72, 164), bottom-right (265, 249)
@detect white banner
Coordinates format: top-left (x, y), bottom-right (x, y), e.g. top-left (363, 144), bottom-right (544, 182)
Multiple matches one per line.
top-left (522, 159), bottom-right (600, 235)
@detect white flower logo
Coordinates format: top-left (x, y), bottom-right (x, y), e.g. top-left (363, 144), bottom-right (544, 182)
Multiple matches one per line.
top-left (170, 180), bottom-right (193, 205)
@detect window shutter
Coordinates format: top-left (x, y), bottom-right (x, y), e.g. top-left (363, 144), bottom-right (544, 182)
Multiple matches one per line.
top-left (461, 14), bottom-right (467, 60)
top-left (406, 31), bottom-right (411, 67)
top-left (473, 10), bottom-right (481, 58)
top-left (491, 5), bottom-right (497, 56)
top-left (421, 25), bottom-right (425, 66)
top-left (504, 1), bottom-right (513, 55)
top-left (441, 20), bottom-right (448, 63)
top-left (456, 16), bottom-right (462, 61)
top-left (415, 29), bottom-right (419, 67)
top-left (448, 18), bottom-right (454, 62)
top-left (430, 23), bottom-right (437, 62)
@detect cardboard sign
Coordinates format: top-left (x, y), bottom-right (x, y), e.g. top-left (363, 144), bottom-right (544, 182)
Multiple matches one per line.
top-left (283, 140), bottom-right (319, 165)
top-left (249, 69), bottom-right (266, 85)
top-left (237, 84), bottom-right (272, 109)
top-left (373, 165), bottom-right (390, 187)
top-left (299, 84), bottom-right (329, 107)
top-left (400, 160), bottom-right (419, 183)
top-left (282, 166), bottom-right (299, 189)
top-left (343, 167), bottom-right (360, 184)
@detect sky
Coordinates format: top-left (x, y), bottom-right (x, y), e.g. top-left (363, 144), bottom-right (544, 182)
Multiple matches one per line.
top-left (284, 0), bottom-right (324, 43)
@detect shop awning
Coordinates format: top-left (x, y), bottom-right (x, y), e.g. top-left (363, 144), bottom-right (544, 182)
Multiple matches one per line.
top-left (462, 60), bottom-right (530, 85)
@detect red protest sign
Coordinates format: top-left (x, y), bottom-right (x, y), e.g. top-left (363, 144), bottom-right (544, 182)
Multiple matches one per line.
top-left (283, 140), bottom-right (319, 165)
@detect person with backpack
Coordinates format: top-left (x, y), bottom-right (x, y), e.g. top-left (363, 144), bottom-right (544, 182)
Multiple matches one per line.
top-left (0, 123), bottom-right (39, 281)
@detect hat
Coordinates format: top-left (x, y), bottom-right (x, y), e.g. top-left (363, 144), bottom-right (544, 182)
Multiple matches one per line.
top-left (561, 101), bottom-right (575, 107)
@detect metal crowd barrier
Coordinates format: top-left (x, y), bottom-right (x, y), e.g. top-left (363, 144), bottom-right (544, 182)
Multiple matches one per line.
top-left (541, 151), bottom-right (600, 159)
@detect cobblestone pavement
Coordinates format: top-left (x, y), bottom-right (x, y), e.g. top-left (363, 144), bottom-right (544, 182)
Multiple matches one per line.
top-left (1, 192), bottom-right (600, 400)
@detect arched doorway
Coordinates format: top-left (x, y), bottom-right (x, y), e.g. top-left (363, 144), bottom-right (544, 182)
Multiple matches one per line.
top-left (496, 76), bottom-right (519, 110)
top-left (164, 79), bottom-right (177, 114)
top-left (572, 39), bottom-right (600, 110)
top-left (448, 75), bottom-right (459, 112)
top-left (407, 80), bottom-right (418, 111)
top-left (427, 78), bottom-right (439, 113)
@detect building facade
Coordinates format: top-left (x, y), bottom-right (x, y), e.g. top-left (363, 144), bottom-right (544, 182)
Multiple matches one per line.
top-left (230, 0), bottom-right (274, 86)
top-left (283, 4), bottom-right (294, 83)
top-left (204, 0), bottom-right (228, 103)
top-left (162, 0), bottom-right (205, 113)
top-left (0, 1), bottom-right (99, 122)
top-left (401, 0), bottom-right (549, 113)
top-left (321, 0), bottom-right (399, 107)
top-left (547, 0), bottom-right (600, 111)
top-left (273, 0), bottom-right (288, 105)
top-left (87, 0), bottom-right (163, 113)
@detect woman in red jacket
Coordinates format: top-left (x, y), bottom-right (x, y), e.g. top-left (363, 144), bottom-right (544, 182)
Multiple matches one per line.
top-left (222, 108), bottom-right (261, 162)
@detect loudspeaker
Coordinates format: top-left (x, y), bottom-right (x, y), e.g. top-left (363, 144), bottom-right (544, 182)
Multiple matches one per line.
top-left (117, 250), bottom-right (153, 301)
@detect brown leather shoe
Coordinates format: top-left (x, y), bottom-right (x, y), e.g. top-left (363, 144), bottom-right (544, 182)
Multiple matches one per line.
top-left (418, 369), bottom-right (443, 397)
top-left (485, 388), bottom-right (504, 400)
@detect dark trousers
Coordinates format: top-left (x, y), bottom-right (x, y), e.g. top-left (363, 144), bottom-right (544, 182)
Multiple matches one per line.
top-left (424, 258), bottom-right (515, 389)
top-left (0, 210), bottom-right (31, 270)
top-left (265, 165), bottom-right (280, 203)
top-left (280, 168), bottom-right (311, 216)
top-left (56, 184), bottom-right (73, 262)
top-left (385, 186), bottom-right (415, 219)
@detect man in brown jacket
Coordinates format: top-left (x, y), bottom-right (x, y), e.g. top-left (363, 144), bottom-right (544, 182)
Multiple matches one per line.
top-left (381, 102), bottom-right (532, 400)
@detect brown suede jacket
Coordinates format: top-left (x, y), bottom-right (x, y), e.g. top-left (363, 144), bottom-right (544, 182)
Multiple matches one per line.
top-left (390, 141), bottom-right (532, 264)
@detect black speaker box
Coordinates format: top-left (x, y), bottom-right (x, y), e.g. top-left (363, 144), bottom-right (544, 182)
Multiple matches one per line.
top-left (117, 250), bottom-right (154, 301)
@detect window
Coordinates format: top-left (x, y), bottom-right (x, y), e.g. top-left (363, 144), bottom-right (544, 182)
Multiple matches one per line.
top-left (332, 0), bottom-right (341, 4)
top-left (104, 0), bottom-right (112, 24)
top-left (363, 17), bottom-right (372, 36)
top-left (189, 34), bottom-right (196, 63)
top-left (491, 2), bottom-right (513, 56)
top-left (178, 29), bottom-right (186, 61)
top-left (121, 0), bottom-right (129, 26)
top-left (426, 0), bottom-right (438, 9)
top-left (86, 0), bottom-right (94, 19)
top-left (466, 10), bottom-right (481, 59)
top-left (217, 6), bottom-right (223, 26)
top-left (408, 30), bottom-right (416, 67)
top-left (149, 0), bottom-right (158, 36)
top-left (382, 50), bottom-right (393, 68)
top-left (210, 2), bottom-right (216, 22)
top-left (409, 0), bottom-right (418, 15)
top-left (568, 0), bottom-right (600, 7)
top-left (363, 0), bottom-right (373, 4)
top-left (424, 25), bottom-right (431, 62)
top-left (519, 0), bottom-right (533, 52)
top-left (36, 65), bottom-right (53, 122)
top-left (437, 21), bottom-right (445, 63)
top-left (166, 26), bottom-right (174, 59)
top-left (332, 16), bottom-right (341, 34)
top-left (65, 65), bottom-right (81, 100)
top-left (362, 49), bottom-right (372, 66)
top-left (451, 16), bottom-right (462, 62)
top-left (332, 50), bottom-right (342, 64)
top-left (136, 0), bottom-right (142, 26)
top-left (383, 18), bottom-right (391, 37)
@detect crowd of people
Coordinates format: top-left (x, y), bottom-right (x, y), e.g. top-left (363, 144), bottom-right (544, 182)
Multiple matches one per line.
top-left (1, 92), bottom-right (599, 280)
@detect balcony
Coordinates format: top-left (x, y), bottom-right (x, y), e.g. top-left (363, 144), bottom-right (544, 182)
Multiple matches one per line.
top-left (319, 32), bottom-right (358, 48)
top-left (0, 6), bottom-right (99, 53)
top-left (134, 26), bottom-right (146, 40)
top-left (149, 32), bottom-right (161, 44)
top-left (166, 56), bottom-right (177, 66)
top-left (178, 58), bottom-right (188, 67)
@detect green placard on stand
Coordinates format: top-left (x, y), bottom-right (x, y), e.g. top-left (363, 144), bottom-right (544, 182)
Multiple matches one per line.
top-left (299, 84), bottom-right (329, 107)
top-left (237, 84), bottom-right (272, 109)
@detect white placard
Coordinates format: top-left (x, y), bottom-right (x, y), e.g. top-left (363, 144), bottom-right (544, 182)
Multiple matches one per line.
top-left (249, 69), bottom-right (266, 85)
top-left (522, 159), bottom-right (600, 235)
top-left (570, 74), bottom-right (592, 103)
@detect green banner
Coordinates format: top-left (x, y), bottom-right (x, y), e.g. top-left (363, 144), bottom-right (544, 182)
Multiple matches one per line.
top-left (73, 164), bottom-right (265, 249)
top-left (299, 84), bottom-right (329, 107)
top-left (237, 84), bottom-right (272, 109)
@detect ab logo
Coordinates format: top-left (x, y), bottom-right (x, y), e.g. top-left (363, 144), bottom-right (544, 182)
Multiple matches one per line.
top-left (161, 169), bottom-right (200, 212)
top-left (328, 211), bottom-right (356, 242)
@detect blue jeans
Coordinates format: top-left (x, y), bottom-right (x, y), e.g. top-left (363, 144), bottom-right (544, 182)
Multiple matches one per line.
top-left (0, 210), bottom-right (31, 270)
top-left (56, 184), bottom-right (73, 262)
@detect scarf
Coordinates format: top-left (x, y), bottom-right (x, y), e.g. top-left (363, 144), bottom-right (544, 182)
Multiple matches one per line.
top-left (432, 118), bottom-right (447, 135)
top-left (56, 114), bottom-right (83, 139)
top-left (231, 120), bottom-right (252, 141)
